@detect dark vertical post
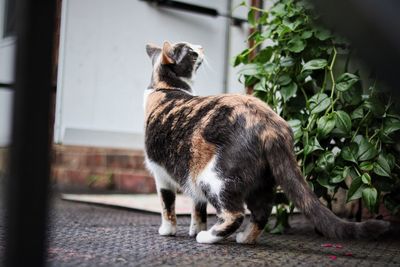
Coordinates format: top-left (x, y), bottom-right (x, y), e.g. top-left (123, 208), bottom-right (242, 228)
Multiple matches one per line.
top-left (246, 0), bottom-right (263, 95)
top-left (4, 0), bottom-right (56, 266)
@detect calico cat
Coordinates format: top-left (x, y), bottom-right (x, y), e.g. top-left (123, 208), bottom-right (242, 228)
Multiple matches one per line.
top-left (143, 41), bottom-right (389, 244)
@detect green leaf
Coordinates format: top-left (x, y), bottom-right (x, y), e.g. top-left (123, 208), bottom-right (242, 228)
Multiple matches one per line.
top-left (248, 9), bottom-right (256, 27)
top-left (351, 106), bottom-right (364, 120)
top-left (330, 167), bottom-right (348, 183)
top-left (314, 28), bottom-right (331, 41)
top-left (383, 118), bottom-right (400, 135)
top-left (341, 143), bottom-right (358, 164)
top-left (287, 38), bottom-right (306, 53)
top-left (347, 176), bottom-right (367, 201)
top-left (359, 161), bottom-right (374, 171)
top-left (336, 73), bottom-right (359, 92)
top-left (277, 74), bottom-right (292, 85)
top-left (317, 176), bottom-right (336, 190)
top-left (315, 151), bottom-right (335, 172)
top-left (254, 78), bottom-right (267, 92)
top-left (255, 47), bottom-right (273, 63)
top-left (362, 187), bottom-right (378, 213)
top-left (309, 93), bottom-right (331, 114)
top-left (280, 82), bottom-right (298, 102)
top-left (288, 119), bottom-right (302, 142)
top-left (373, 154), bottom-right (391, 177)
top-left (317, 114), bottom-right (336, 138)
top-left (304, 137), bottom-right (323, 155)
top-left (334, 111), bottom-right (352, 135)
top-left (301, 30), bottom-right (313, 39)
top-left (302, 59), bottom-right (328, 72)
top-left (357, 136), bottom-right (378, 161)
top-left (280, 56), bottom-right (294, 67)
top-left (239, 63), bottom-right (260, 75)
top-left (361, 173), bottom-right (371, 185)
top-left (341, 86), bottom-right (362, 106)
top-left (270, 3), bottom-right (285, 16)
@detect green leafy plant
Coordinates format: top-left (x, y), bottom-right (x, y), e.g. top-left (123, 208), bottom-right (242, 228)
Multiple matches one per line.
top-left (235, 0), bottom-right (400, 231)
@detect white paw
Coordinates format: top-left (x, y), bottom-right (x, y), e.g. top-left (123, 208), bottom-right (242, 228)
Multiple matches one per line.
top-left (196, 230), bottom-right (223, 244)
top-left (236, 231), bottom-right (257, 244)
top-left (189, 222), bottom-right (207, 237)
top-left (158, 222), bottom-right (176, 236)
top-left (236, 232), bottom-right (246, 243)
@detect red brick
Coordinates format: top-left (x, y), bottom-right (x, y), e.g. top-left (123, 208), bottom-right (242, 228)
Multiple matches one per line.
top-left (114, 172), bottom-right (156, 193)
top-left (86, 154), bottom-right (106, 168)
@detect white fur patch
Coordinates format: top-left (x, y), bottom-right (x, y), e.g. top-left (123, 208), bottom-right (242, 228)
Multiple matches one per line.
top-left (196, 230), bottom-right (223, 244)
top-left (159, 220), bottom-right (177, 236)
top-left (196, 156), bottom-right (223, 197)
top-left (189, 221), bottom-right (207, 237)
top-left (143, 89), bottom-right (154, 111)
top-left (145, 158), bottom-right (179, 190)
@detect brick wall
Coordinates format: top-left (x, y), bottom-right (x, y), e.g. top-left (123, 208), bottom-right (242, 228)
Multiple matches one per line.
top-left (52, 145), bottom-right (155, 193)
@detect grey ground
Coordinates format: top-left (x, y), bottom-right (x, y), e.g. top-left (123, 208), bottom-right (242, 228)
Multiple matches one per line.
top-left (1, 198), bottom-right (400, 266)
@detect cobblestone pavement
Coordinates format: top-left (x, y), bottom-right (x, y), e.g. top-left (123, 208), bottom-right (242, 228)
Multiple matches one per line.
top-left (2, 198), bottom-right (400, 266)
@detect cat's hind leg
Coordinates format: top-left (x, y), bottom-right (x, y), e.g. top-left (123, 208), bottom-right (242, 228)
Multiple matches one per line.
top-left (236, 186), bottom-right (274, 244)
top-left (196, 209), bottom-right (244, 244)
top-left (189, 201), bottom-right (207, 237)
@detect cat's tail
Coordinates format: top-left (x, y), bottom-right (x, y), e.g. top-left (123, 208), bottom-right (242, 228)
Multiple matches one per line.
top-left (266, 141), bottom-right (390, 239)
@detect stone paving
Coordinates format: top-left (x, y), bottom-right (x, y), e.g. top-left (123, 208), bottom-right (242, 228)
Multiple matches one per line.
top-left (41, 199), bottom-right (400, 267)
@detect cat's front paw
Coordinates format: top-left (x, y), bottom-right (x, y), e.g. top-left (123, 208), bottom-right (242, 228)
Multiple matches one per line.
top-left (189, 222), bottom-right (207, 237)
top-left (196, 230), bottom-right (223, 244)
top-left (158, 222), bottom-right (177, 236)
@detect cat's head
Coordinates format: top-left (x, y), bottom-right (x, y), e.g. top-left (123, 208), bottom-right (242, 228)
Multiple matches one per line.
top-left (145, 41), bottom-right (204, 91)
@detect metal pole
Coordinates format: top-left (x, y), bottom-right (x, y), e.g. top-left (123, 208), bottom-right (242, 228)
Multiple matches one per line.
top-left (4, 0), bottom-right (56, 266)
top-left (222, 0), bottom-right (232, 94)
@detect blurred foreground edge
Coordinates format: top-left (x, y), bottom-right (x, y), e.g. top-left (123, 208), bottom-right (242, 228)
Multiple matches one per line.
top-left (4, 1), bottom-right (56, 266)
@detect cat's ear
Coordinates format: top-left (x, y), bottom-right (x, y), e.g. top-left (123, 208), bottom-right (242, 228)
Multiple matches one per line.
top-left (161, 41), bottom-right (175, 65)
top-left (146, 43), bottom-right (161, 59)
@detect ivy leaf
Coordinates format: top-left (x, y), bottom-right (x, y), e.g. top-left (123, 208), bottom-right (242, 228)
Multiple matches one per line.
top-left (239, 63), bottom-right (260, 75)
top-left (351, 106), bottom-right (364, 120)
top-left (336, 73), bottom-right (359, 92)
top-left (304, 137), bottom-right (323, 155)
top-left (361, 173), bottom-right (371, 185)
top-left (314, 28), bottom-right (331, 41)
top-left (359, 161), bottom-right (374, 171)
top-left (317, 176), bottom-right (336, 190)
top-left (280, 56), bottom-right (295, 67)
top-left (288, 119), bottom-right (302, 143)
top-left (330, 167), bottom-right (347, 183)
top-left (301, 30), bottom-right (313, 39)
top-left (277, 74), bottom-right (292, 85)
top-left (254, 77), bottom-right (267, 92)
top-left (302, 59), bottom-right (328, 72)
top-left (347, 176), bottom-right (367, 202)
top-left (287, 37), bottom-right (306, 53)
top-left (315, 151), bottom-right (335, 172)
top-left (309, 93), bottom-right (331, 114)
top-left (357, 136), bottom-right (378, 161)
top-left (362, 187), bottom-right (378, 213)
top-left (374, 154), bottom-right (391, 178)
top-left (383, 118), bottom-right (400, 135)
top-left (334, 111), bottom-right (352, 135)
top-left (247, 9), bottom-right (256, 27)
top-left (280, 82), bottom-right (298, 102)
top-left (317, 114), bottom-right (336, 138)
top-left (341, 143), bottom-right (358, 164)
